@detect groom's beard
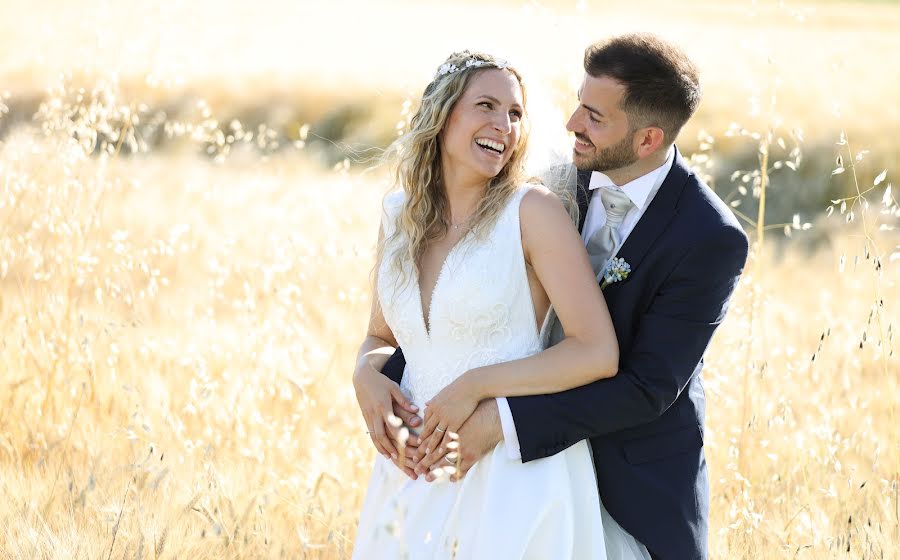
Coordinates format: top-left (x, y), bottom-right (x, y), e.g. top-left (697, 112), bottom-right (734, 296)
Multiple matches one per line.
top-left (573, 133), bottom-right (639, 173)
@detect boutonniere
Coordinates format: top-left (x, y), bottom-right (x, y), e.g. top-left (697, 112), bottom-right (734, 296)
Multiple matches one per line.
top-left (600, 257), bottom-right (631, 290)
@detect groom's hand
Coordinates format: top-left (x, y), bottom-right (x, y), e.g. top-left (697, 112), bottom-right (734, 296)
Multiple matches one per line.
top-left (391, 400), bottom-right (423, 441)
top-left (389, 442), bottom-right (421, 480)
top-left (387, 400), bottom-right (423, 480)
top-left (416, 398), bottom-right (502, 482)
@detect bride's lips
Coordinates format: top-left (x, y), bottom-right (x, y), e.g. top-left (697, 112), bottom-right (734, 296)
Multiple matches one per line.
top-left (473, 139), bottom-right (504, 159)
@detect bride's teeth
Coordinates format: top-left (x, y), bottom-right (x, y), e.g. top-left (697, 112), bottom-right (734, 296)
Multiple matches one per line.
top-left (476, 139), bottom-right (505, 153)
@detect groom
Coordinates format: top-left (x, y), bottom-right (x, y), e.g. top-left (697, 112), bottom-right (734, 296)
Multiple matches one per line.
top-left (381, 33), bottom-right (748, 560)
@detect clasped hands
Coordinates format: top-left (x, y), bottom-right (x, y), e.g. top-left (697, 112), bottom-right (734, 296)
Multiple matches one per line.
top-left (353, 365), bottom-right (500, 482)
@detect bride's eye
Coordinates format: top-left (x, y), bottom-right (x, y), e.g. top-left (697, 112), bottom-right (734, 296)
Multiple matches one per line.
top-left (478, 101), bottom-right (493, 110)
top-left (510, 110), bottom-right (523, 121)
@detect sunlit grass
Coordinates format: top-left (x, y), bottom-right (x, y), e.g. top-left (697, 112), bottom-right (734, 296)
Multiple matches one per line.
top-left (2, 82), bottom-right (897, 556)
top-left (1, 0), bottom-right (899, 558)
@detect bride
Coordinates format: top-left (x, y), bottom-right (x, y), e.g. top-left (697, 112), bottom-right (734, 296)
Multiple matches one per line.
top-left (351, 51), bottom-right (648, 559)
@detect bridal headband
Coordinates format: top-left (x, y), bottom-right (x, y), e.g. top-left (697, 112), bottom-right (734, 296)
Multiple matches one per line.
top-left (434, 57), bottom-right (509, 80)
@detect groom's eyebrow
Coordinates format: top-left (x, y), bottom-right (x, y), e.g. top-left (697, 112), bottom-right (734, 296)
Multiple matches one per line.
top-left (575, 89), bottom-right (603, 117)
top-left (581, 102), bottom-right (604, 118)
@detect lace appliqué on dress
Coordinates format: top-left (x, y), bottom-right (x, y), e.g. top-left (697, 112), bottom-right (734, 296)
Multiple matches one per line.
top-left (377, 187), bottom-right (541, 405)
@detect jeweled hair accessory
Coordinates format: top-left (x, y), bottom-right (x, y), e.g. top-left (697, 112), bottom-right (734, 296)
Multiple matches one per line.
top-left (435, 58), bottom-right (509, 79)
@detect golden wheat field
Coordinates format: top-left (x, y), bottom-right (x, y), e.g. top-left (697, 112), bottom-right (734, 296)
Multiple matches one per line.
top-left (0, 0), bottom-right (898, 558)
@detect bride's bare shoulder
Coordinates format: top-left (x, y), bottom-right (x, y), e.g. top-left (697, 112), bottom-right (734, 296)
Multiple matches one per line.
top-left (519, 184), bottom-right (566, 222)
top-left (518, 184), bottom-right (577, 249)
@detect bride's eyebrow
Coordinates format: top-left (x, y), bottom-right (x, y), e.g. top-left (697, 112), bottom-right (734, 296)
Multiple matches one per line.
top-left (476, 95), bottom-right (501, 104)
top-left (476, 95), bottom-right (523, 111)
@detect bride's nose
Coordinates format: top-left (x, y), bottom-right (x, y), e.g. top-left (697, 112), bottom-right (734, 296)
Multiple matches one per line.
top-left (492, 113), bottom-right (512, 135)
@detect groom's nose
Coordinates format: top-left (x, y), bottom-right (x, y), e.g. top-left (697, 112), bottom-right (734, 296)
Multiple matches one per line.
top-left (565, 110), bottom-right (581, 133)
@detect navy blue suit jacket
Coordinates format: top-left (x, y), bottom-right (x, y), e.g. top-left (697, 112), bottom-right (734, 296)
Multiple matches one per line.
top-left (382, 149), bottom-right (749, 559)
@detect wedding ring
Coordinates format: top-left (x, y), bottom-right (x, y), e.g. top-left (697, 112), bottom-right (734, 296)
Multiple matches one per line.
top-left (436, 427), bottom-right (446, 433)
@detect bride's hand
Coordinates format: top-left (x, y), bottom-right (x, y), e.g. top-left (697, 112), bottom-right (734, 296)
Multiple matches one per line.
top-left (418, 373), bottom-right (481, 463)
top-left (353, 361), bottom-right (419, 461)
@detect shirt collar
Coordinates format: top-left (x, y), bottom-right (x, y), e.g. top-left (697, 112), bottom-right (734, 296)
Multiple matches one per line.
top-left (588, 147), bottom-right (675, 211)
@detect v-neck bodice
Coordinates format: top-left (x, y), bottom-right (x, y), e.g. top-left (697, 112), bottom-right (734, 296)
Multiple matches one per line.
top-left (377, 186), bottom-right (543, 406)
top-left (416, 228), bottom-right (472, 338)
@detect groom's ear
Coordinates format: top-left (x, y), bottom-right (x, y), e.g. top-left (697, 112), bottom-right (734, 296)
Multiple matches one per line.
top-left (633, 126), bottom-right (666, 159)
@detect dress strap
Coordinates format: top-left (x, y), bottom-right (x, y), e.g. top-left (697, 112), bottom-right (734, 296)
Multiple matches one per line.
top-left (380, 191), bottom-right (405, 239)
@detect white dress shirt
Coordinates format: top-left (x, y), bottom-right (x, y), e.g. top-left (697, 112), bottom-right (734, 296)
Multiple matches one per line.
top-left (496, 148), bottom-right (676, 460)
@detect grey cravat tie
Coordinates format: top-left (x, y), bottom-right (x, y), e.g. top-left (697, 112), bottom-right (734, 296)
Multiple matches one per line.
top-left (543, 186), bottom-right (633, 346)
top-left (586, 187), bottom-right (634, 276)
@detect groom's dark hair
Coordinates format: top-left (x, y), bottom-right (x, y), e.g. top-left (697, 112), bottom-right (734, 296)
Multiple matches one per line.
top-left (584, 33), bottom-right (701, 145)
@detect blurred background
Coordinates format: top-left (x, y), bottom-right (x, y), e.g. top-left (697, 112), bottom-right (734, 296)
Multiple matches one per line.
top-left (0, 0), bottom-right (897, 558)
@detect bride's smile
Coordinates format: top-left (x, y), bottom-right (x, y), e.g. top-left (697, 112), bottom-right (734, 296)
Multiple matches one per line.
top-left (439, 69), bottom-right (524, 190)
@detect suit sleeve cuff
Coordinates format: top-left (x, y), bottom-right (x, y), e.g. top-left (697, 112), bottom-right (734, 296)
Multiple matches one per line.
top-left (496, 397), bottom-right (522, 460)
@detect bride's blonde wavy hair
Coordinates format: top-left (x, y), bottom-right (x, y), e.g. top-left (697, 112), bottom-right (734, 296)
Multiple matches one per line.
top-left (379, 51), bottom-right (533, 288)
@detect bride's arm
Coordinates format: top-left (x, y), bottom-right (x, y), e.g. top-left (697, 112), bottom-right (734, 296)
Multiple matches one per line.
top-left (357, 223), bottom-right (398, 364)
top-left (469, 186), bottom-right (618, 396)
top-left (353, 224), bottom-right (419, 461)
top-left (418, 187), bottom-right (617, 445)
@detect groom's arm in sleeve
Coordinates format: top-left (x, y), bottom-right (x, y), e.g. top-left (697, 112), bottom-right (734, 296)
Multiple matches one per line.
top-left (382, 348), bottom-right (406, 385)
top-left (506, 224), bottom-right (749, 462)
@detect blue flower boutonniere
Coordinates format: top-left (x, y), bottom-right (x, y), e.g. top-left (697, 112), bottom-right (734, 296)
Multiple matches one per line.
top-left (600, 257), bottom-right (631, 290)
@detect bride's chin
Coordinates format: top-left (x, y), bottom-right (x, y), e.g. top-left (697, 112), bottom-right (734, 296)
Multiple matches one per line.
top-left (470, 162), bottom-right (504, 180)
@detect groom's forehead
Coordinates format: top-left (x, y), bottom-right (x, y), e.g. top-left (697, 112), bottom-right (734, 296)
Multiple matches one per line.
top-left (578, 75), bottom-right (625, 101)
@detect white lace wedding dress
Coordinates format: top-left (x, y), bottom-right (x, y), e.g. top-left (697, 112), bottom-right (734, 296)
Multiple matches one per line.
top-left (352, 186), bottom-right (651, 560)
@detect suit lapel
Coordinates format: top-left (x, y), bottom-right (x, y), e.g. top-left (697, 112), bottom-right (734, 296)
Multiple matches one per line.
top-left (609, 148), bottom-right (691, 286)
top-left (576, 169), bottom-right (592, 233)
